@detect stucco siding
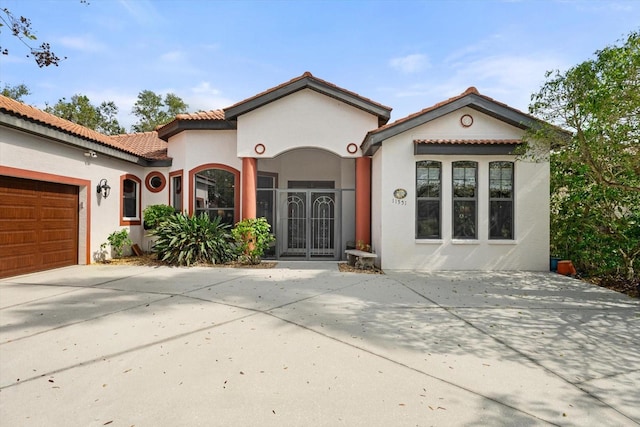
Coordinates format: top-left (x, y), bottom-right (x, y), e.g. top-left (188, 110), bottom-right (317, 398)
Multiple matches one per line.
top-left (236, 89), bottom-right (378, 158)
top-left (411, 106), bottom-right (524, 140)
top-left (169, 130), bottom-right (241, 215)
top-left (375, 110), bottom-right (549, 271)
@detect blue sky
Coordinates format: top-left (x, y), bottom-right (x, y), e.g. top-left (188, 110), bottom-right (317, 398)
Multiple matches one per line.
top-left (1, 0), bottom-right (638, 131)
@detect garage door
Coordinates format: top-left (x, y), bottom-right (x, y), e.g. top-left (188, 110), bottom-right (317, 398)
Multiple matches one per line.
top-left (0, 176), bottom-right (79, 278)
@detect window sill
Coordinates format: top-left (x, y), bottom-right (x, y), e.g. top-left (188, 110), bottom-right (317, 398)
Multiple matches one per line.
top-left (120, 218), bottom-right (141, 226)
top-left (488, 239), bottom-right (517, 245)
top-left (451, 239), bottom-right (480, 245)
top-left (415, 239), bottom-right (443, 245)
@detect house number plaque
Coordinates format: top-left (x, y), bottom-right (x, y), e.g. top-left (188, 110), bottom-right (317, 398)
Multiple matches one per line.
top-left (392, 188), bottom-right (407, 205)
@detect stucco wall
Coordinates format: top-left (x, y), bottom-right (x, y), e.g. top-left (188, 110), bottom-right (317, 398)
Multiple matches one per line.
top-left (167, 129), bottom-right (241, 215)
top-left (236, 89), bottom-right (378, 158)
top-left (372, 108), bottom-right (549, 270)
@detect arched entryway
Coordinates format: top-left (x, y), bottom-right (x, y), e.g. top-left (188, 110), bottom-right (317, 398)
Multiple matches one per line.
top-left (256, 148), bottom-right (355, 260)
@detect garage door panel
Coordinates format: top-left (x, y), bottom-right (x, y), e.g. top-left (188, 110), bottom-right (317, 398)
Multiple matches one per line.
top-left (41, 228), bottom-right (76, 240)
top-left (41, 208), bottom-right (78, 220)
top-left (41, 250), bottom-right (76, 264)
top-left (0, 230), bottom-right (38, 245)
top-left (0, 206), bottom-right (37, 220)
top-left (0, 254), bottom-right (38, 276)
top-left (0, 176), bottom-right (79, 278)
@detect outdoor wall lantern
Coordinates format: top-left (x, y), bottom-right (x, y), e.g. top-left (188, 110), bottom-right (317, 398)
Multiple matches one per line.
top-left (97, 179), bottom-right (111, 198)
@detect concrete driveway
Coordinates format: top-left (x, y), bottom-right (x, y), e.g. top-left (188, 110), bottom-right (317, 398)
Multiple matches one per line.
top-left (1, 263), bottom-right (638, 426)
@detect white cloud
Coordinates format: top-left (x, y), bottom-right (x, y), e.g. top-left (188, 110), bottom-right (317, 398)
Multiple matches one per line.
top-left (58, 35), bottom-right (106, 52)
top-left (186, 81), bottom-right (234, 112)
top-left (389, 54), bottom-right (430, 73)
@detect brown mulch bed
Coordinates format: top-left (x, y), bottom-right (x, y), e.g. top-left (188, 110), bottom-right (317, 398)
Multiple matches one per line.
top-left (337, 262), bottom-right (384, 274)
top-left (584, 276), bottom-right (639, 299)
top-left (101, 254), bottom-right (381, 273)
top-left (101, 254), bottom-right (277, 269)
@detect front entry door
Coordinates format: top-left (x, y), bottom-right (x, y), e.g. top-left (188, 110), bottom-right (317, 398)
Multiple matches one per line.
top-left (277, 189), bottom-right (339, 260)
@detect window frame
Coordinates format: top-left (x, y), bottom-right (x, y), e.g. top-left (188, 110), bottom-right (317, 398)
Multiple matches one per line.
top-left (452, 161), bottom-right (478, 239)
top-left (415, 160), bottom-right (442, 239)
top-left (120, 174), bottom-right (141, 225)
top-left (188, 164), bottom-right (240, 225)
top-left (489, 161), bottom-right (515, 240)
top-left (169, 169), bottom-right (183, 212)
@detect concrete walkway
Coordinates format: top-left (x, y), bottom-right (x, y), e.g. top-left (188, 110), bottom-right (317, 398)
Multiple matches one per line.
top-left (1, 263), bottom-right (638, 426)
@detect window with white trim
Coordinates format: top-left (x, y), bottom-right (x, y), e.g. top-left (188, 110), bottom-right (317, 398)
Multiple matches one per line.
top-left (121, 175), bottom-right (141, 225)
top-left (452, 161), bottom-right (477, 239)
top-left (416, 160), bottom-right (441, 239)
top-left (489, 161), bottom-right (514, 239)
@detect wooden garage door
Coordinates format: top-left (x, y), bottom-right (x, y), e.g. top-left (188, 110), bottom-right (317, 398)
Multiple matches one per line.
top-left (0, 176), bottom-right (79, 278)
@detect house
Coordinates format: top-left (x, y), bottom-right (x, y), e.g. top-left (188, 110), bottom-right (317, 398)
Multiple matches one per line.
top-left (0, 72), bottom-right (549, 277)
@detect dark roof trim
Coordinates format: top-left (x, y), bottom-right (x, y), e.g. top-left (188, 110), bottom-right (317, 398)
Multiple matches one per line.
top-left (224, 74), bottom-right (392, 126)
top-left (157, 118), bottom-right (236, 141)
top-left (361, 93), bottom-right (539, 156)
top-left (414, 143), bottom-right (519, 155)
top-left (1, 112), bottom-right (169, 167)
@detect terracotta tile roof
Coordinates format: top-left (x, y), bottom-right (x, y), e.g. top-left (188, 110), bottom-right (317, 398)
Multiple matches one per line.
top-left (0, 94), bottom-right (139, 156)
top-left (112, 132), bottom-right (170, 160)
top-left (172, 109), bottom-right (226, 121)
top-left (0, 95), bottom-right (170, 162)
top-left (414, 139), bottom-right (522, 145)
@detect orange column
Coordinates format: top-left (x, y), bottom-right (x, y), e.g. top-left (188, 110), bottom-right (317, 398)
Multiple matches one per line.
top-left (355, 156), bottom-right (371, 246)
top-left (241, 157), bottom-right (257, 220)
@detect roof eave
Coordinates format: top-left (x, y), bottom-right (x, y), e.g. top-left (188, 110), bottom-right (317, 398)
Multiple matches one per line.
top-left (224, 75), bottom-right (391, 124)
top-left (361, 93), bottom-right (541, 156)
top-left (0, 111), bottom-right (151, 165)
top-left (157, 119), bottom-right (237, 141)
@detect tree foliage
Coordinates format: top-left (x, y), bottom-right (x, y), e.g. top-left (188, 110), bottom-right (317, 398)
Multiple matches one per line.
top-left (131, 90), bottom-right (188, 132)
top-left (1, 83), bottom-right (31, 101)
top-left (528, 31), bottom-right (640, 282)
top-left (45, 94), bottom-right (125, 135)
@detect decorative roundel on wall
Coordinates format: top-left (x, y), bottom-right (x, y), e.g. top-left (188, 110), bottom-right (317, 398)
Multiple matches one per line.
top-left (346, 143), bottom-right (359, 154)
top-left (145, 171), bottom-right (166, 193)
top-left (254, 143), bottom-right (266, 155)
top-left (460, 114), bottom-right (474, 128)
top-left (393, 188), bottom-right (407, 199)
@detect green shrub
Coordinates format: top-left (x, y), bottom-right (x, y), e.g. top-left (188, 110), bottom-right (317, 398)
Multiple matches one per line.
top-left (232, 217), bottom-right (275, 265)
top-left (149, 213), bottom-right (236, 266)
top-left (101, 229), bottom-right (133, 258)
top-left (143, 204), bottom-right (177, 229)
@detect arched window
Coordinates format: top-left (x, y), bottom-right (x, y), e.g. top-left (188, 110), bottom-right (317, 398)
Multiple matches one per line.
top-left (120, 174), bottom-right (141, 225)
top-left (190, 165), bottom-right (239, 225)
